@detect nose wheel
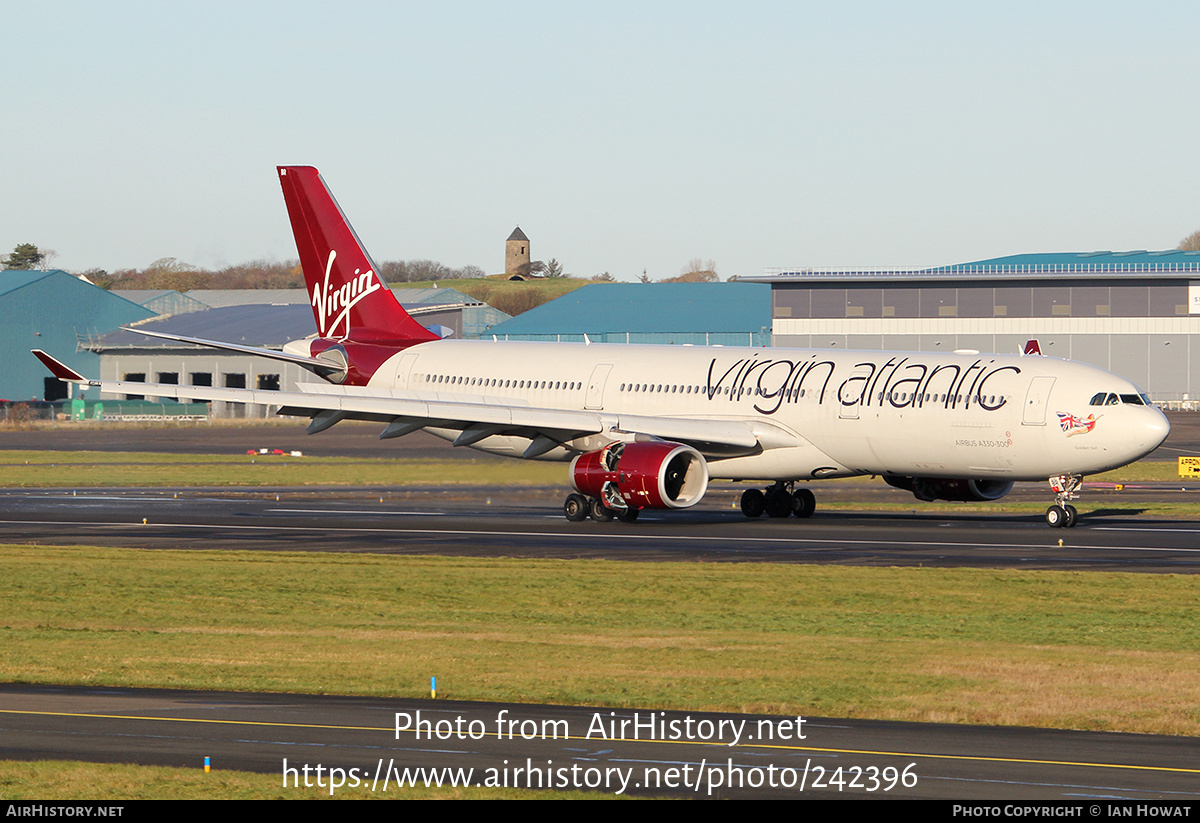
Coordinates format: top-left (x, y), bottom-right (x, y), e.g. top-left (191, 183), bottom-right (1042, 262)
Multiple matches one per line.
top-left (1046, 475), bottom-right (1082, 528)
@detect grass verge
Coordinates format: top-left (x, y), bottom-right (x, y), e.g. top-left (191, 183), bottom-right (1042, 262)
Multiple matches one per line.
top-left (0, 760), bottom-right (604, 800)
top-left (0, 451), bottom-right (563, 487)
top-left (2, 544), bottom-right (1198, 736)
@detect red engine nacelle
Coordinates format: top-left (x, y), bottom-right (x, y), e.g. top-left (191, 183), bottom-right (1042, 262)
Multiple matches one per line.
top-left (884, 476), bottom-right (1014, 502)
top-left (570, 441), bottom-right (709, 510)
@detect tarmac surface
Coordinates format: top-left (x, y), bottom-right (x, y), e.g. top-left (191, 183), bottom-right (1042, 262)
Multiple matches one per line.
top-left (0, 414), bottom-right (1197, 573)
top-left (1, 418), bottom-right (1198, 799)
top-left (1, 486), bottom-right (1200, 572)
top-left (2, 684), bottom-right (1197, 800)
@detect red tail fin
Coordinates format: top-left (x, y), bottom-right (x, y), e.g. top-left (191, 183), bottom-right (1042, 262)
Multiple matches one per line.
top-left (277, 166), bottom-right (438, 344)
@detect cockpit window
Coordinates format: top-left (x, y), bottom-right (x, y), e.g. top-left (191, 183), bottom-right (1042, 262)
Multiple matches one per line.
top-left (1091, 391), bottom-right (1152, 406)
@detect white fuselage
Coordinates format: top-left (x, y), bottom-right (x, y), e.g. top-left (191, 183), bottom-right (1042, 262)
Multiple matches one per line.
top-left (352, 339), bottom-right (1169, 483)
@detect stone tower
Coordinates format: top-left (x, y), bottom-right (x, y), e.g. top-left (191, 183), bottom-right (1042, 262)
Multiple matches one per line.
top-left (505, 227), bottom-right (530, 277)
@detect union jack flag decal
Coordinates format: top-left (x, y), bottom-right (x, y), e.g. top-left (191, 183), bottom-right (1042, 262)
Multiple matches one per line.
top-left (1057, 412), bottom-right (1098, 436)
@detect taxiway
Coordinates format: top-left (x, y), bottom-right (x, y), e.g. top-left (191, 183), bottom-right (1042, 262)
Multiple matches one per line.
top-left (2, 684), bottom-right (1196, 800)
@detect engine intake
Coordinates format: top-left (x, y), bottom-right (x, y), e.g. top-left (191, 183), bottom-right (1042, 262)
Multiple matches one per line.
top-left (570, 441), bottom-right (709, 510)
top-left (884, 476), bottom-right (1014, 503)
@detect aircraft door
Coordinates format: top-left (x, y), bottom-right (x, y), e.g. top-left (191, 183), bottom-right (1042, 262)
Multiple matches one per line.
top-left (1022, 376), bottom-right (1056, 425)
top-left (585, 363), bottom-right (613, 410)
top-left (393, 353), bottom-right (419, 390)
top-left (838, 364), bottom-right (874, 419)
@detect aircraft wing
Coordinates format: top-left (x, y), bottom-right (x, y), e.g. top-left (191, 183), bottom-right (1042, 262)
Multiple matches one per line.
top-left (33, 350), bottom-right (771, 458)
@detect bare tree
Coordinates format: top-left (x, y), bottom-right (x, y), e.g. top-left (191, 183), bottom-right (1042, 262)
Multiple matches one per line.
top-left (379, 259), bottom-right (485, 283)
top-left (664, 258), bottom-right (718, 283)
top-left (1179, 229), bottom-right (1200, 251)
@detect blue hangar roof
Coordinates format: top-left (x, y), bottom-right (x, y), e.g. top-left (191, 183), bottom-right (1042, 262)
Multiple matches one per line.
top-left (756, 249), bottom-right (1200, 282)
top-left (946, 250), bottom-right (1200, 271)
top-left (486, 283), bottom-right (771, 337)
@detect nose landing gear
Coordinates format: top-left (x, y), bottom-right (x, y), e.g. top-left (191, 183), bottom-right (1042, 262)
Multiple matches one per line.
top-left (1046, 475), bottom-right (1082, 528)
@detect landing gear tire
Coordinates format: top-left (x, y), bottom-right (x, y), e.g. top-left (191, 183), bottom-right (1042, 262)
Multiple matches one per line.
top-left (564, 493), bottom-right (589, 522)
top-left (792, 488), bottom-right (816, 518)
top-left (617, 507), bottom-right (640, 523)
top-left (765, 490), bottom-right (792, 518)
top-left (1047, 475), bottom-right (1083, 529)
top-left (590, 498), bottom-right (615, 522)
top-left (741, 489), bottom-right (765, 518)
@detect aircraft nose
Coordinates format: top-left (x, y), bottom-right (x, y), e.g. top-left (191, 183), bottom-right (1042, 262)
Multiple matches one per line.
top-left (1137, 408), bottom-right (1170, 454)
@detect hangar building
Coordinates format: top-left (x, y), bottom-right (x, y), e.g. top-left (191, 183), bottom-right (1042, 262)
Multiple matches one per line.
top-left (746, 251), bottom-right (1200, 405)
top-left (0, 270), bottom-right (154, 402)
top-left (486, 282), bottom-right (772, 346)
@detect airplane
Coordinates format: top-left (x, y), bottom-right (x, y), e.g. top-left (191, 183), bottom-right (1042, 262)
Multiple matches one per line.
top-left (34, 165), bottom-right (1170, 529)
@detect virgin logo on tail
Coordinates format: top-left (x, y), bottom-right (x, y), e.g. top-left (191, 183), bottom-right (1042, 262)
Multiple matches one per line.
top-left (310, 249), bottom-right (382, 339)
top-left (281, 165), bottom-right (436, 345)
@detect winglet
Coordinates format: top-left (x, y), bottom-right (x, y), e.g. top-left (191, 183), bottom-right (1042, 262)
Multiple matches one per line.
top-left (32, 350), bottom-right (87, 382)
top-left (1022, 339), bottom-right (1043, 356)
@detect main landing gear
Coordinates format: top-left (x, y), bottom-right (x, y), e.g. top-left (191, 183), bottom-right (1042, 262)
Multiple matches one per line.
top-left (563, 493), bottom-right (639, 523)
top-left (1045, 474), bottom-right (1081, 528)
top-left (740, 481), bottom-right (816, 520)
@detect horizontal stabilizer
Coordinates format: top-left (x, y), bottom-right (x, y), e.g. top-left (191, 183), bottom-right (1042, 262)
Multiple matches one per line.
top-left (121, 327), bottom-right (346, 379)
top-left (31, 350), bottom-right (86, 382)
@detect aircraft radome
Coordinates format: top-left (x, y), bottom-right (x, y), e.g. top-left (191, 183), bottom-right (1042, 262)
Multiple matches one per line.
top-left (34, 166), bottom-right (1170, 529)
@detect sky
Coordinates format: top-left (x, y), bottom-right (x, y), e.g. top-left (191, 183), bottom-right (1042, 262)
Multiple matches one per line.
top-left (3, 1), bottom-right (1198, 280)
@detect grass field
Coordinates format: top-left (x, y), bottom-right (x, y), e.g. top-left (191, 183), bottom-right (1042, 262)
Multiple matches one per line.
top-left (3, 544), bottom-right (1198, 736)
top-left (0, 450), bottom-right (564, 488)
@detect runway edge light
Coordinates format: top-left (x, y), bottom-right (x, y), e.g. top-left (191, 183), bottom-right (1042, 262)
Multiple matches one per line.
top-left (204, 756), bottom-right (210, 773)
top-left (431, 676), bottom-right (436, 699)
